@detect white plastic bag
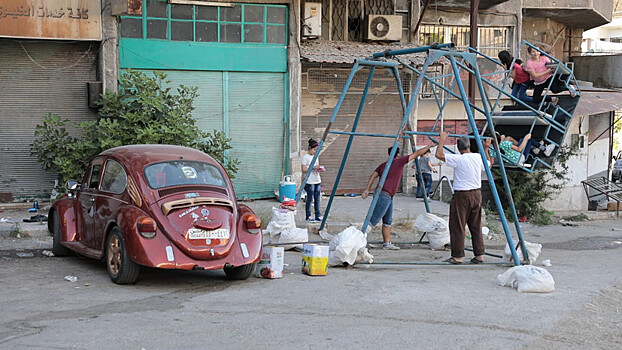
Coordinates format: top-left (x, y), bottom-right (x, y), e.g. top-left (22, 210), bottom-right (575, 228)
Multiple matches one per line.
top-left (355, 247), bottom-right (374, 264)
top-left (414, 213), bottom-right (450, 250)
top-left (327, 226), bottom-right (369, 266)
top-left (277, 227), bottom-right (308, 250)
top-left (504, 240), bottom-right (542, 264)
top-left (497, 265), bottom-right (555, 293)
top-left (265, 207), bottom-right (296, 238)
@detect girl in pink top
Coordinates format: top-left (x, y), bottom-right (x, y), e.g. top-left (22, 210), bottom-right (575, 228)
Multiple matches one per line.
top-left (523, 46), bottom-right (574, 104)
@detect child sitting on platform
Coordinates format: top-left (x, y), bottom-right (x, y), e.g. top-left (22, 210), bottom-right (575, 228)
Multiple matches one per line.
top-left (490, 132), bottom-right (555, 165)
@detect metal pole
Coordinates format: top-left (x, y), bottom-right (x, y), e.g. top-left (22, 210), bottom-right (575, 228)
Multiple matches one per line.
top-left (448, 54), bottom-right (521, 266)
top-left (320, 66), bottom-right (376, 231)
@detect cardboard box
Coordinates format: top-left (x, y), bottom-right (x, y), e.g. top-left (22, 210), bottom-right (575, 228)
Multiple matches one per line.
top-left (256, 246), bottom-right (284, 279)
top-left (607, 202), bottom-right (622, 211)
top-left (302, 244), bottom-right (329, 276)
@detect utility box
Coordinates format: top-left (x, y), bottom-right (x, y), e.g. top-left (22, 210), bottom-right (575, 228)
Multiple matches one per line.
top-left (303, 2), bottom-right (322, 38)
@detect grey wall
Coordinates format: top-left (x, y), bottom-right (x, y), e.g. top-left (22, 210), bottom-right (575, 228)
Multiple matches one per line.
top-left (572, 55), bottom-right (622, 89)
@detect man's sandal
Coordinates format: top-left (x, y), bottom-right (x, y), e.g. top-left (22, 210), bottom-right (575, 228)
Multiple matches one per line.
top-left (443, 257), bottom-right (462, 265)
top-left (470, 257), bottom-right (484, 264)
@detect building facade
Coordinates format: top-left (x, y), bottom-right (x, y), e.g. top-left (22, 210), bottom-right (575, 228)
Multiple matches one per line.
top-left (0, 0), bottom-right (617, 212)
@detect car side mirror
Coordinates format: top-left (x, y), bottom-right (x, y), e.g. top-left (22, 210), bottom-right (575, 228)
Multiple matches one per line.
top-left (66, 180), bottom-right (81, 191)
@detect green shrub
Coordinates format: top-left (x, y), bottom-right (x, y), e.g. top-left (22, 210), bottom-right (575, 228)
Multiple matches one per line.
top-left (31, 70), bottom-right (239, 185)
top-left (489, 141), bottom-right (580, 225)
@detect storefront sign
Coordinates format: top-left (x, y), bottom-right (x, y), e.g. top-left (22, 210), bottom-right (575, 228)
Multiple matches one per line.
top-left (0, 0), bottom-right (101, 40)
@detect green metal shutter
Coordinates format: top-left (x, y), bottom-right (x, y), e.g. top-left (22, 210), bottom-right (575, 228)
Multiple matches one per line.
top-left (142, 70), bottom-right (285, 199)
top-left (141, 70), bottom-right (225, 132)
top-left (228, 72), bottom-right (285, 199)
top-left (0, 40), bottom-right (97, 198)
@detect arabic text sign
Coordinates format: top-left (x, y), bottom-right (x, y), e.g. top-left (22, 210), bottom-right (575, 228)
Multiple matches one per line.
top-left (0, 0), bottom-right (101, 40)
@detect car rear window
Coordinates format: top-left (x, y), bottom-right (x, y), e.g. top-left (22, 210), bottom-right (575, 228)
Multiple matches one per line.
top-left (144, 161), bottom-right (227, 189)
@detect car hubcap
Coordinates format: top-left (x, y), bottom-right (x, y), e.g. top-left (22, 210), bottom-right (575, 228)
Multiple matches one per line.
top-left (108, 235), bottom-right (121, 275)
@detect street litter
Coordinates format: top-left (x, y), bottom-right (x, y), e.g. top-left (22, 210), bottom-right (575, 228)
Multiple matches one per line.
top-left (255, 246), bottom-right (284, 279)
top-left (302, 244), bottom-right (329, 276)
top-left (64, 275), bottom-right (78, 282)
top-left (23, 214), bottom-right (47, 223)
top-left (42, 250), bottom-right (55, 257)
top-left (497, 265), bottom-right (555, 293)
top-left (559, 219), bottom-right (578, 227)
top-left (327, 226), bottom-right (373, 266)
top-left (319, 230), bottom-right (334, 241)
top-left (482, 227), bottom-right (489, 236)
top-left (16, 252), bottom-right (34, 258)
top-left (0, 218), bottom-right (13, 223)
top-left (414, 213), bottom-right (449, 250)
top-left (542, 259), bottom-right (552, 267)
top-left (504, 240), bottom-right (542, 264)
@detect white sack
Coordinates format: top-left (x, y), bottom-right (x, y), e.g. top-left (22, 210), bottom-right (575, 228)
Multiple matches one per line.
top-left (414, 213), bottom-right (450, 250)
top-left (277, 227), bottom-right (308, 250)
top-left (265, 207), bottom-right (296, 239)
top-left (327, 226), bottom-right (369, 266)
top-left (504, 240), bottom-right (542, 264)
top-left (497, 265), bottom-right (555, 293)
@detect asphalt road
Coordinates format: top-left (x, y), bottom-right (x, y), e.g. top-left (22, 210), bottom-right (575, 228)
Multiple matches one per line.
top-left (1, 217), bottom-right (621, 349)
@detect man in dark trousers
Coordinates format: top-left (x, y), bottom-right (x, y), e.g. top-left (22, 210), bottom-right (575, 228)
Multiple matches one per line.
top-left (435, 131), bottom-right (492, 264)
top-left (362, 143), bottom-right (436, 250)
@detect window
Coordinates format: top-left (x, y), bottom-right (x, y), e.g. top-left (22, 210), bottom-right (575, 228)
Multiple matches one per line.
top-left (120, 1), bottom-right (288, 45)
top-left (419, 25), bottom-right (511, 57)
top-left (86, 161), bottom-right (103, 190)
top-left (144, 161), bottom-right (226, 189)
top-left (100, 160), bottom-right (128, 194)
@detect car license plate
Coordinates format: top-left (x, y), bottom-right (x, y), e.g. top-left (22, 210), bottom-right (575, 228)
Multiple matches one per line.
top-left (187, 228), bottom-right (230, 240)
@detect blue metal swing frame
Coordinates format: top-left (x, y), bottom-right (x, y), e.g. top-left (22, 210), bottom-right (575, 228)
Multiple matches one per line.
top-left (296, 41), bottom-right (581, 266)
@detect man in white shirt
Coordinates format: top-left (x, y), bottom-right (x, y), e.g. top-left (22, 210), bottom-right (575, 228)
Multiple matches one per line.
top-left (435, 131), bottom-right (492, 264)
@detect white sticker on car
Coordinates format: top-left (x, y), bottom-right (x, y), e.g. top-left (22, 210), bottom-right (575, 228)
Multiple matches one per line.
top-left (187, 228), bottom-right (230, 240)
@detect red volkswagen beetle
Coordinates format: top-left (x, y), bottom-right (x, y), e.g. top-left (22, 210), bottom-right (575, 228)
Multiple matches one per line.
top-left (48, 145), bottom-right (262, 284)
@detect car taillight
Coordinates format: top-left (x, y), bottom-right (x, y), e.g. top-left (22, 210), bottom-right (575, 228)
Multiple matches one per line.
top-left (137, 217), bottom-right (157, 238)
top-left (243, 214), bottom-right (261, 234)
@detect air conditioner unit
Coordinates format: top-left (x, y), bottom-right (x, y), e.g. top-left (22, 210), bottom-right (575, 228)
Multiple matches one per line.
top-left (303, 3), bottom-right (322, 37)
top-left (365, 14), bottom-right (402, 41)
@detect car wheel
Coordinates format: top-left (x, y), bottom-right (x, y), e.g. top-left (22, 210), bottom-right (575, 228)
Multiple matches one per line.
top-left (224, 263), bottom-right (257, 280)
top-left (51, 211), bottom-right (70, 257)
top-left (106, 227), bottom-right (140, 284)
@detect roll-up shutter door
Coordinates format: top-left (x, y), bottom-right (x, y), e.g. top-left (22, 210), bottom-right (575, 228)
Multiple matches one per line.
top-left (144, 70), bottom-right (285, 199)
top-left (228, 72), bottom-right (285, 198)
top-left (0, 40), bottom-right (98, 198)
top-left (141, 70), bottom-right (225, 133)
